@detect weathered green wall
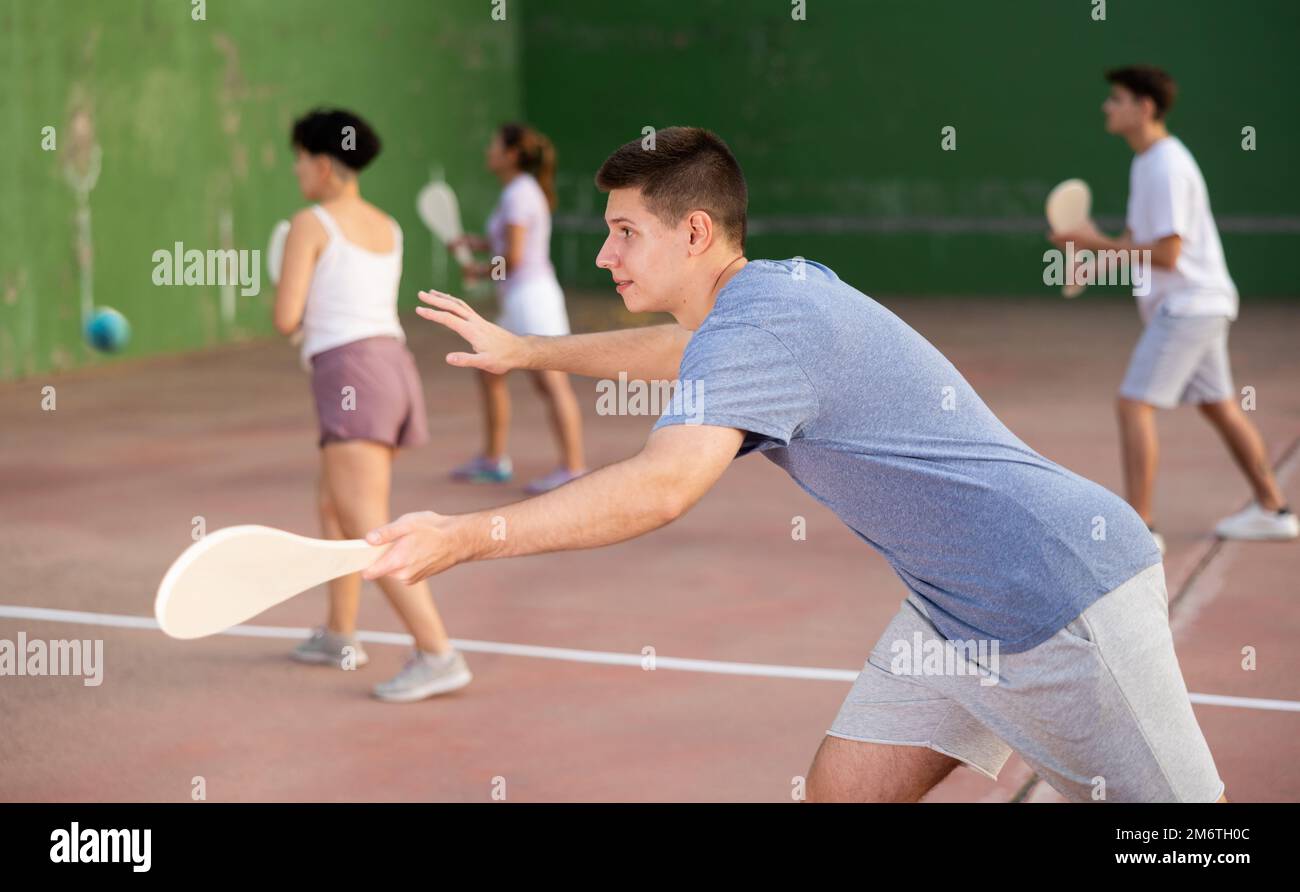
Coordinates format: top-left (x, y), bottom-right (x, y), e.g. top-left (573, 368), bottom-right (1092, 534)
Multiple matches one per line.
top-left (0, 0), bottom-right (520, 379)
top-left (522, 0), bottom-right (1300, 297)
top-left (4, 0), bottom-right (1296, 381)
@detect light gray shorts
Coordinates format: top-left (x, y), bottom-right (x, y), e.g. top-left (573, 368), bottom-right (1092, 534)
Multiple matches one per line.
top-left (1119, 307), bottom-right (1234, 409)
top-left (828, 563), bottom-right (1224, 802)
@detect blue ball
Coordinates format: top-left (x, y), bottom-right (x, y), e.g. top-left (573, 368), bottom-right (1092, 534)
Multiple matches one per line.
top-left (84, 307), bottom-right (131, 353)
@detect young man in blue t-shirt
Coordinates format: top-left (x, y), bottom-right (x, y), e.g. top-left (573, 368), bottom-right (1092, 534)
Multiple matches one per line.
top-left (370, 127), bottom-right (1225, 803)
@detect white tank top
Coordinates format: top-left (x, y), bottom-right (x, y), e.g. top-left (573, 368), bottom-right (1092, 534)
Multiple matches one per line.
top-left (300, 204), bottom-right (406, 363)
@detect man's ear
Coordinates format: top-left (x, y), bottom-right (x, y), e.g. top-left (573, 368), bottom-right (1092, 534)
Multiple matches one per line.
top-left (686, 210), bottom-right (712, 252)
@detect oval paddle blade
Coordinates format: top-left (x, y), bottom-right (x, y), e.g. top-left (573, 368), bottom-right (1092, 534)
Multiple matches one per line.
top-left (1046, 179), bottom-right (1092, 298)
top-left (417, 182), bottom-right (474, 266)
top-left (1045, 178), bottom-right (1091, 233)
top-left (266, 219), bottom-right (291, 285)
top-left (155, 525), bottom-right (385, 639)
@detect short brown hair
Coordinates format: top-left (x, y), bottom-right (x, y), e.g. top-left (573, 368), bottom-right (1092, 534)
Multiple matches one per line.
top-left (1106, 65), bottom-right (1178, 119)
top-left (595, 126), bottom-right (748, 249)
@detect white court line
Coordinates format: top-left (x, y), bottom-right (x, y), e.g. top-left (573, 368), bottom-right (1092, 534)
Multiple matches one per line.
top-left (0, 604), bottom-right (857, 681)
top-left (2, 603), bottom-right (1298, 711)
top-left (1187, 693), bottom-right (1300, 712)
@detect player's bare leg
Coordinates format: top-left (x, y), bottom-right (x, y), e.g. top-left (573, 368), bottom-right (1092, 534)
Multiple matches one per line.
top-left (803, 735), bottom-right (960, 802)
top-left (479, 368), bottom-right (511, 460)
top-left (1197, 399), bottom-right (1285, 510)
top-left (1117, 397), bottom-right (1160, 524)
top-left (318, 472), bottom-right (362, 636)
top-left (324, 440), bottom-right (452, 656)
top-left (530, 369), bottom-right (585, 473)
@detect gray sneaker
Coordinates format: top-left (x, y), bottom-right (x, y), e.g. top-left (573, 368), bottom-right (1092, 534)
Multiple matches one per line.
top-left (292, 627), bottom-right (369, 668)
top-left (373, 649), bottom-right (473, 702)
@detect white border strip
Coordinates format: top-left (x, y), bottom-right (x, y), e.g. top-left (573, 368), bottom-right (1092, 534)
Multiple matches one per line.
top-left (0, 604), bottom-right (856, 681)
top-left (3, 604), bottom-right (1299, 710)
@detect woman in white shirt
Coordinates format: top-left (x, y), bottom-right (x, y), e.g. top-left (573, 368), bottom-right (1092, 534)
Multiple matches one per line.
top-left (272, 108), bottom-right (470, 702)
top-left (448, 123), bottom-right (588, 494)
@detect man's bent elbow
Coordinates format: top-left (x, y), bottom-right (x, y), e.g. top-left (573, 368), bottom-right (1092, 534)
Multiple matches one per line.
top-left (656, 492), bottom-right (686, 527)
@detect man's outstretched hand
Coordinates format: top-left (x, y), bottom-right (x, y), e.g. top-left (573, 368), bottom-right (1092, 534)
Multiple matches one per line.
top-left (415, 290), bottom-right (530, 375)
top-left (362, 511), bottom-right (468, 585)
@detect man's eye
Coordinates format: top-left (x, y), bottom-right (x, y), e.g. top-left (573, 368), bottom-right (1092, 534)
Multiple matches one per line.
top-left (621, 228), bottom-right (632, 238)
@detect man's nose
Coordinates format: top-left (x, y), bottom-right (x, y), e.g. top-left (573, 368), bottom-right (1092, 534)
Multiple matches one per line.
top-left (595, 241), bottom-right (616, 269)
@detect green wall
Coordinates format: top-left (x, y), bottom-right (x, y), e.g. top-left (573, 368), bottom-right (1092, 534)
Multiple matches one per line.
top-left (0, 0), bottom-right (520, 379)
top-left (3, 0), bottom-right (1297, 381)
top-left (522, 0), bottom-right (1300, 296)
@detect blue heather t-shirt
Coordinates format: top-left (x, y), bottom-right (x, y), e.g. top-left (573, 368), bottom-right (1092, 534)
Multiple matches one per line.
top-left (653, 259), bottom-right (1161, 653)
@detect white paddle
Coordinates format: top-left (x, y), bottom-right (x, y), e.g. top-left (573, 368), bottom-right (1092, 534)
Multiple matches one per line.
top-left (267, 219), bottom-right (291, 285)
top-left (266, 219), bottom-right (306, 351)
top-left (155, 525), bottom-right (388, 639)
top-left (417, 181), bottom-right (475, 267)
top-left (1045, 179), bottom-right (1092, 298)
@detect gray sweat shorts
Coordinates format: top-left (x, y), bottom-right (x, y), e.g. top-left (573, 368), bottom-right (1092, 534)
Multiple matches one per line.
top-left (1119, 307), bottom-right (1234, 409)
top-left (828, 563), bottom-right (1224, 802)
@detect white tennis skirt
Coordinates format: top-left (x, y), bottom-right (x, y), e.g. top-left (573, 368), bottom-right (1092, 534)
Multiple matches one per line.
top-left (495, 274), bottom-right (572, 337)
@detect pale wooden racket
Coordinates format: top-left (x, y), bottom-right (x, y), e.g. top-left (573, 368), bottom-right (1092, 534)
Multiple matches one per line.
top-left (155, 525), bottom-right (387, 639)
top-left (417, 181), bottom-right (475, 267)
top-left (266, 219), bottom-right (291, 285)
top-left (1045, 178), bottom-right (1092, 298)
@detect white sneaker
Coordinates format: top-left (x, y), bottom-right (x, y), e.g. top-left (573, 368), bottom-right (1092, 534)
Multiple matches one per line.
top-left (373, 649), bottom-right (473, 703)
top-left (292, 627), bottom-right (369, 668)
top-left (1214, 503), bottom-right (1299, 541)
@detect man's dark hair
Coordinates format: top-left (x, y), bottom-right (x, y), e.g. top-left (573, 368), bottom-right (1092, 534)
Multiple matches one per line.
top-left (1105, 66), bottom-right (1178, 120)
top-left (291, 108), bottom-right (382, 172)
top-left (595, 126), bottom-right (748, 249)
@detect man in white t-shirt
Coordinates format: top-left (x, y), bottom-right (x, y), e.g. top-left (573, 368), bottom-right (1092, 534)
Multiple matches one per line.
top-left (1050, 65), bottom-right (1295, 546)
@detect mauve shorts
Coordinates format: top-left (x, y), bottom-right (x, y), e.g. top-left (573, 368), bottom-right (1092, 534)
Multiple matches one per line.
top-left (309, 336), bottom-right (429, 449)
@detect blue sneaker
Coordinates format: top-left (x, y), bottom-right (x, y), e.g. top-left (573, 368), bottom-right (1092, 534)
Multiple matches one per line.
top-left (449, 454), bottom-right (513, 483)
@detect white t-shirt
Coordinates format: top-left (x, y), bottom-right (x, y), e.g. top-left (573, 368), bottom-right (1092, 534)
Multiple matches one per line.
top-left (1126, 136), bottom-right (1237, 322)
top-left (487, 173), bottom-right (556, 285)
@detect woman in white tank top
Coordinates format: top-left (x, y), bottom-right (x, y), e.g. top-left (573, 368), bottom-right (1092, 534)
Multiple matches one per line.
top-left (272, 108), bottom-right (471, 701)
top-left (447, 123), bottom-right (588, 494)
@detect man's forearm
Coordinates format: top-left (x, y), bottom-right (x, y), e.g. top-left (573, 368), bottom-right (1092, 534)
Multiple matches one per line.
top-left (521, 324), bottom-right (691, 381)
top-left (454, 453), bottom-right (681, 562)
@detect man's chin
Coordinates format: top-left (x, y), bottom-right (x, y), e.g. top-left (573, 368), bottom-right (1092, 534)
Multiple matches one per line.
top-left (621, 290), bottom-right (649, 313)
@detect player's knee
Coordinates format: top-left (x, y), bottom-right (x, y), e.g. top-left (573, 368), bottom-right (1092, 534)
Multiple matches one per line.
top-left (1196, 398), bottom-right (1232, 421)
top-left (529, 371), bottom-right (553, 395)
top-left (333, 504), bottom-right (387, 540)
top-left (317, 489), bottom-right (338, 520)
top-left (1116, 396), bottom-right (1151, 421)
